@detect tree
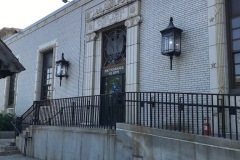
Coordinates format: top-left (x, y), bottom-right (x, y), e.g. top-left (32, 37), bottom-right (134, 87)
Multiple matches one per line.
top-left (0, 113), bottom-right (15, 131)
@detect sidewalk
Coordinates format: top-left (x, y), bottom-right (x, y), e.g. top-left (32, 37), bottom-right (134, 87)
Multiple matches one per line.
top-left (0, 154), bottom-right (37, 160)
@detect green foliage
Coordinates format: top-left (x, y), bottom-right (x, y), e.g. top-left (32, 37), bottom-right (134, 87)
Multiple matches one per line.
top-left (0, 113), bottom-right (15, 131)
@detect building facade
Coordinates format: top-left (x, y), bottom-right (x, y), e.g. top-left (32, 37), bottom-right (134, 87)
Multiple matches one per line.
top-left (0, 0), bottom-right (238, 116)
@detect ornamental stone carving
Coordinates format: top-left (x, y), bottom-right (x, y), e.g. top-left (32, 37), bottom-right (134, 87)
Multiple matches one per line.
top-left (130, 5), bottom-right (136, 14)
top-left (214, 4), bottom-right (222, 17)
top-left (86, 0), bottom-right (140, 34)
top-left (87, 22), bottom-right (94, 33)
top-left (86, 0), bottom-right (136, 21)
top-left (124, 16), bottom-right (141, 28)
top-left (86, 32), bottom-right (98, 42)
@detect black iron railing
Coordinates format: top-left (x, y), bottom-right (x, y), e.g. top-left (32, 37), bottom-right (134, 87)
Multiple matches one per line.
top-left (125, 92), bottom-right (240, 140)
top-left (18, 92), bottom-right (240, 140)
top-left (16, 103), bottom-right (37, 133)
top-left (18, 93), bottom-right (125, 130)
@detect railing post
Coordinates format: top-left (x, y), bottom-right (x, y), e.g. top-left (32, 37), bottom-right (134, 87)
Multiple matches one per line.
top-left (71, 102), bottom-right (75, 126)
top-left (33, 101), bottom-right (40, 125)
top-left (48, 118), bottom-right (51, 126)
top-left (108, 94), bottom-right (112, 129)
top-left (60, 107), bottom-right (63, 126)
top-left (150, 100), bottom-right (153, 128)
top-left (222, 104), bottom-right (226, 138)
top-left (87, 100), bottom-right (90, 126)
top-left (90, 96), bottom-right (95, 127)
top-left (178, 96), bottom-right (184, 132)
top-left (218, 97), bottom-right (226, 138)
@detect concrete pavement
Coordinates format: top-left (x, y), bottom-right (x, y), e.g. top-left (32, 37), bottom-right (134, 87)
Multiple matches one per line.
top-left (0, 154), bottom-right (37, 160)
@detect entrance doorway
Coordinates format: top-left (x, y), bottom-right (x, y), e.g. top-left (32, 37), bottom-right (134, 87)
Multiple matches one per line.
top-left (100, 72), bottom-right (125, 126)
top-left (99, 25), bottom-right (127, 126)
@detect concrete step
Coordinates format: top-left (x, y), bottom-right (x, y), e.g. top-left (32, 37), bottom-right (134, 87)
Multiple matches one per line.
top-left (0, 139), bottom-right (15, 145)
top-left (0, 146), bottom-right (18, 151)
top-left (0, 138), bottom-right (20, 156)
top-left (0, 150), bottom-right (21, 156)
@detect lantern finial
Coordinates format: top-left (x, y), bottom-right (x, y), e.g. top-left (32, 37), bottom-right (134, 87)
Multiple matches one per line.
top-left (168, 17), bottom-right (174, 28)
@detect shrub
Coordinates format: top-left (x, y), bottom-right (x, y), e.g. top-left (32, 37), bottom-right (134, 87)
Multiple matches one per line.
top-left (0, 113), bottom-right (15, 131)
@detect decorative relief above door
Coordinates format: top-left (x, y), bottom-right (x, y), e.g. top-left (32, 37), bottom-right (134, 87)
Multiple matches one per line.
top-left (86, 0), bottom-right (137, 21)
top-left (86, 0), bottom-right (140, 34)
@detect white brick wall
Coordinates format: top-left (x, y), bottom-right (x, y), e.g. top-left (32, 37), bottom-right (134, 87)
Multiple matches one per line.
top-left (139, 0), bottom-right (210, 93)
top-left (0, 6), bottom-right (84, 115)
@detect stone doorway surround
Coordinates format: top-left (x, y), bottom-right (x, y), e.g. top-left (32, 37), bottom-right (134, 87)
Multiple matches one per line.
top-left (83, 0), bottom-right (141, 96)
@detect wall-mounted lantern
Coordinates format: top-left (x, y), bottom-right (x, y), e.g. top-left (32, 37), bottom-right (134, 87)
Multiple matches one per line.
top-left (56, 53), bottom-right (69, 86)
top-left (160, 17), bottom-right (183, 70)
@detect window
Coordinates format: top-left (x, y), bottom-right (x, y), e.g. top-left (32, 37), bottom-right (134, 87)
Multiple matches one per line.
top-left (41, 51), bottom-right (53, 100)
top-left (7, 73), bottom-right (16, 108)
top-left (228, 0), bottom-right (240, 89)
top-left (102, 26), bottom-right (126, 67)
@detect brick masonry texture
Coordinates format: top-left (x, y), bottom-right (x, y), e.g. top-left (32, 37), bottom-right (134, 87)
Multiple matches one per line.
top-left (139, 0), bottom-right (210, 93)
top-left (0, 7), bottom-right (84, 115)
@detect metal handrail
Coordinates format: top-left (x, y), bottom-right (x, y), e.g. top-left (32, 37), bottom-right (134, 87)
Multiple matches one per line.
top-left (11, 121), bottom-right (26, 138)
top-left (11, 121), bottom-right (32, 156)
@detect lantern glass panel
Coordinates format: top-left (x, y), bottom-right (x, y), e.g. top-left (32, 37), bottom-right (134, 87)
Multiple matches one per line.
top-left (56, 63), bottom-right (62, 76)
top-left (175, 34), bottom-right (181, 51)
top-left (169, 35), bottom-right (174, 51)
top-left (56, 62), bottom-right (68, 77)
top-left (162, 33), bottom-right (174, 53)
top-left (162, 36), bottom-right (168, 53)
top-left (62, 64), bottom-right (68, 76)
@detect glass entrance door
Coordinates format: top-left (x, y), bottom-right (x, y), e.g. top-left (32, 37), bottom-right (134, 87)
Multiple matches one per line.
top-left (101, 74), bottom-right (125, 94)
top-left (100, 74), bottom-right (125, 126)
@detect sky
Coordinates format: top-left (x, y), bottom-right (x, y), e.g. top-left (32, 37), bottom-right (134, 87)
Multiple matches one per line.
top-left (0, 0), bottom-right (67, 30)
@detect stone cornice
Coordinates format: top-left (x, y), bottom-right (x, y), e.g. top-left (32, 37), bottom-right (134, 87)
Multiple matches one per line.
top-left (5, 0), bottom-right (91, 45)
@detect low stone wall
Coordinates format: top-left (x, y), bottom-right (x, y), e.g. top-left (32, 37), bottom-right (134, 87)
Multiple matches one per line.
top-left (17, 124), bottom-right (240, 160)
top-left (0, 131), bottom-right (15, 139)
top-left (115, 123), bottom-right (240, 160)
top-left (17, 126), bottom-right (115, 160)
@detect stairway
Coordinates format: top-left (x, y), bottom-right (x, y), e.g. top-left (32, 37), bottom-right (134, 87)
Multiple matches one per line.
top-left (0, 139), bottom-right (20, 156)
